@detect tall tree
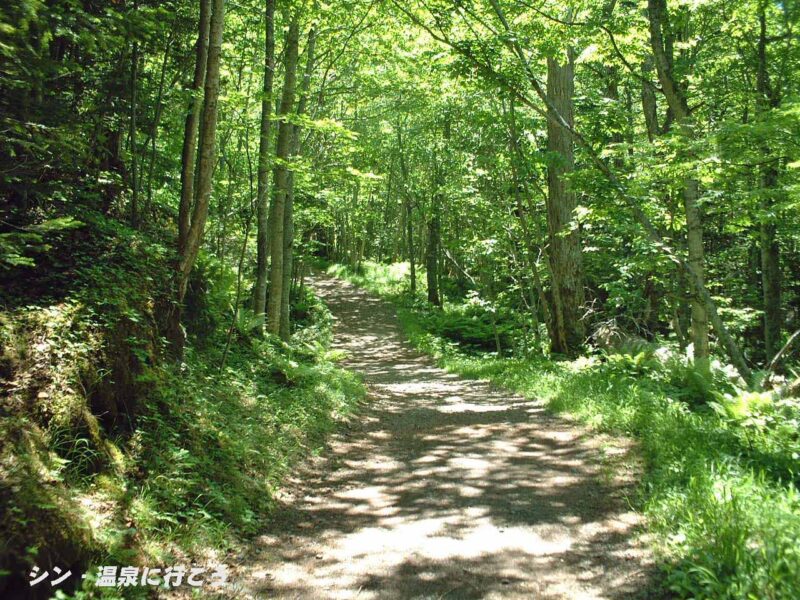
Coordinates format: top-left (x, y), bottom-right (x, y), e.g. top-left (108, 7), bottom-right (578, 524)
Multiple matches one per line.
top-left (266, 17), bottom-right (300, 337)
top-left (280, 21), bottom-right (318, 339)
top-left (545, 51), bottom-right (585, 355)
top-left (756, 1), bottom-right (783, 361)
top-left (169, 0), bottom-right (225, 355)
top-left (253, 0), bottom-right (276, 323)
top-left (647, 0), bottom-right (710, 367)
top-left (178, 0), bottom-right (212, 257)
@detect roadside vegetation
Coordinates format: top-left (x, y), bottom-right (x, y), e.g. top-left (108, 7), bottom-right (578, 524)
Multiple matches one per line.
top-left (0, 216), bottom-right (363, 596)
top-left (330, 260), bottom-right (800, 599)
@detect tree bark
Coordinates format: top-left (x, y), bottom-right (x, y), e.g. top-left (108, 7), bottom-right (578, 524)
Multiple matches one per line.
top-left (266, 18), bottom-right (299, 337)
top-left (426, 197), bottom-right (441, 306)
top-left (757, 3), bottom-right (782, 361)
top-left (128, 2), bottom-right (140, 228)
top-left (647, 0), bottom-right (710, 367)
top-left (144, 30), bottom-right (174, 219)
top-left (397, 126), bottom-right (416, 295)
top-left (253, 0), bottom-right (276, 323)
top-left (178, 0), bottom-right (211, 256)
top-left (279, 22), bottom-right (317, 340)
top-left (546, 53), bottom-right (585, 355)
top-left (168, 0), bottom-right (225, 357)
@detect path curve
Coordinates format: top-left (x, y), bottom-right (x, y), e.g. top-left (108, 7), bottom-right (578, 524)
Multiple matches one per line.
top-left (237, 274), bottom-right (657, 599)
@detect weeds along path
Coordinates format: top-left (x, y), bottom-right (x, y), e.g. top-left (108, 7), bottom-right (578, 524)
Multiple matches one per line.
top-left (234, 274), bottom-right (658, 599)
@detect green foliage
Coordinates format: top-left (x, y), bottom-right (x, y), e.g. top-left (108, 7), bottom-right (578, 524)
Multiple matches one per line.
top-left (344, 262), bottom-right (800, 600)
top-left (1, 217), bottom-right (365, 595)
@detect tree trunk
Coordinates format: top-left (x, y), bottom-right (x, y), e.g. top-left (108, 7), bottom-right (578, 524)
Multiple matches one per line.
top-left (144, 30), bottom-right (173, 219)
top-left (168, 0), bottom-right (225, 357)
top-left (426, 196), bottom-right (441, 306)
top-left (279, 22), bottom-right (317, 340)
top-left (546, 53), bottom-right (585, 355)
top-left (757, 4), bottom-right (782, 361)
top-left (128, 5), bottom-right (140, 228)
top-left (253, 0), bottom-right (276, 322)
top-left (178, 0), bottom-right (212, 256)
top-left (266, 18), bottom-right (299, 337)
top-left (647, 0), bottom-right (709, 367)
top-left (397, 126), bottom-right (416, 295)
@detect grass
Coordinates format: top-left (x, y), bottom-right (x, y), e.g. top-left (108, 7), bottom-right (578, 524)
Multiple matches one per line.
top-left (329, 260), bottom-right (800, 600)
top-left (0, 216), bottom-right (365, 597)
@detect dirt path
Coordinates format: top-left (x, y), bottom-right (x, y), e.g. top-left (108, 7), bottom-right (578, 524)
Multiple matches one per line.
top-left (235, 274), bottom-right (658, 599)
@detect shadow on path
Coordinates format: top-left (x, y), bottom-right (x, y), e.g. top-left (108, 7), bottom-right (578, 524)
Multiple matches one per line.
top-left (235, 275), bottom-right (663, 599)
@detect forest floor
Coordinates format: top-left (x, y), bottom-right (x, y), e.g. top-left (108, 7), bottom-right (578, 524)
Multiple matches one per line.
top-left (230, 274), bottom-right (663, 599)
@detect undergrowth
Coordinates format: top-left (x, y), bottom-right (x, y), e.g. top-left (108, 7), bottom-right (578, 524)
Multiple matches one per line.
top-left (329, 260), bottom-right (800, 600)
top-left (0, 215), bottom-right (365, 598)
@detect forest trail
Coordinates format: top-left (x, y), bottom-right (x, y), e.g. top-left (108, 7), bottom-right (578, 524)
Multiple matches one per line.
top-left (234, 274), bottom-right (657, 599)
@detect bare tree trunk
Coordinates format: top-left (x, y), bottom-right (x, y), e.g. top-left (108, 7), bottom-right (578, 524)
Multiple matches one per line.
top-left (640, 58), bottom-right (660, 142)
top-left (426, 119), bottom-right (445, 307)
top-left (546, 53), bottom-right (585, 355)
top-left (266, 18), bottom-right (299, 337)
top-left (253, 0), bottom-right (276, 323)
top-left (178, 0), bottom-right (211, 256)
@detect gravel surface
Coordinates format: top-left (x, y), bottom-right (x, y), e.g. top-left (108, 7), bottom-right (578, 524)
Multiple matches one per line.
top-left (232, 274), bottom-right (662, 599)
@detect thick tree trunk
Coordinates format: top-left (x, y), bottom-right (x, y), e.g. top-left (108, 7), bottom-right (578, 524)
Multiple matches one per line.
top-left (253, 0), bottom-right (276, 322)
top-left (545, 53), bottom-right (585, 355)
top-left (266, 19), bottom-right (299, 336)
top-left (178, 0), bottom-right (211, 256)
top-left (647, 0), bottom-right (709, 367)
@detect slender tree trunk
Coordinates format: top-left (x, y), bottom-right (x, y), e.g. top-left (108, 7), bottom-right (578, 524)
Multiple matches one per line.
top-left (397, 126), bottom-right (416, 295)
top-left (253, 0), bottom-right (276, 322)
top-left (641, 58), bottom-right (660, 142)
top-left (168, 0), bottom-right (225, 356)
top-left (546, 53), bottom-right (585, 355)
top-left (426, 196), bottom-right (441, 306)
top-left (279, 22), bottom-right (317, 340)
top-left (128, 5), bottom-right (140, 228)
top-left (144, 31), bottom-right (173, 219)
top-left (178, 0), bottom-right (212, 256)
top-left (426, 119), bottom-right (445, 307)
top-left (648, 0), bottom-right (709, 367)
top-left (266, 18), bottom-right (299, 337)
top-left (757, 4), bottom-right (782, 361)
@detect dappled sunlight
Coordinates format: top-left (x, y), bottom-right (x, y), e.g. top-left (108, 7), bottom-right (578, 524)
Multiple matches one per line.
top-left (235, 275), bottom-right (657, 599)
